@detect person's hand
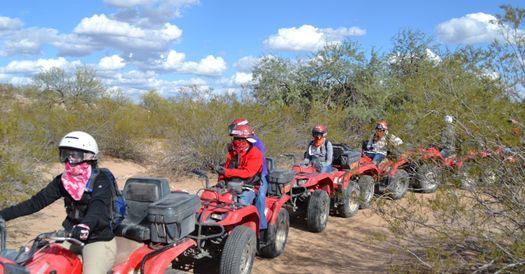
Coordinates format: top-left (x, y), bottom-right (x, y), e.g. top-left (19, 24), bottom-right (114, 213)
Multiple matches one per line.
top-left (216, 180), bottom-right (225, 188)
top-left (70, 224), bottom-right (90, 241)
top-left (214, 165), bottom-right (226, 175)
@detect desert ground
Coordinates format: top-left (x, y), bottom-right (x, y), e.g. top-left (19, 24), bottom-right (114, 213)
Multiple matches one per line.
top-left (4, 158), bottom-right (411, 273)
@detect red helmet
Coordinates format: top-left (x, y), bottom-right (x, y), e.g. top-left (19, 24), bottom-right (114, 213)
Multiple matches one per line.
top-left (312, 124), bottom-right (327, 137)
top-left (376, 120), bottom-right (388, 131)
top-left (230, 124), bottom-right (254, 138)
top-left (228, 118), bottom-right (249, 135)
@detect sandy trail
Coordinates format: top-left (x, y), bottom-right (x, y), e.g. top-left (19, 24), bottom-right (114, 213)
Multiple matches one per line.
top-left (4, 158), bottom-right (406, 273)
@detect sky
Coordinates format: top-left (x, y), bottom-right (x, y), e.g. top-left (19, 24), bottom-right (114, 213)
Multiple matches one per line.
top-left (0, 0), bottom-right (523, 100)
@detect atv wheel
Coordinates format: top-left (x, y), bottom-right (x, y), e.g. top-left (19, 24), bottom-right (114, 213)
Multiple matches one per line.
top-left (337, 181), bottom-right (360, 218)
top-left (386, 169), bottom-right (409, 200)
top-left (415, 164), bottom-right (441, 193)
top-left (307, 190), bottom-right (330, 232)
top-left (259, 208), bottom-right (289, 258)
top-left (220, 226), bottom-right (256, 274)
top-left (357, 175), bottom-right (375, 209)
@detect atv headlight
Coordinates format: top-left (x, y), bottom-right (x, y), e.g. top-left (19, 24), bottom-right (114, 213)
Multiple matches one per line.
top-left (208, 213), bottom-right (228, 222)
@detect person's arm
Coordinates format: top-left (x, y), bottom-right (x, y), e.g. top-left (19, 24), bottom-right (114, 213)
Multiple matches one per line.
top-left (303, 142), bottom-right (312, 166)
top-left (223, 150), bottom-right (263, 179)
top-left (322, 141), bottom-right (333, 167)
top-left (389, 134), bottom-right (403, 146)
top-left (80, 171), bottom-right (112, 231)
top-left (218, 153), bottom-right (233, 181)
top-left (0, 176), bottom-right (62, 221)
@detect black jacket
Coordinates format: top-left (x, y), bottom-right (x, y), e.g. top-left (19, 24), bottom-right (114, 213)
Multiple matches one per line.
top-left (0, 169), bottom-right (114, 244)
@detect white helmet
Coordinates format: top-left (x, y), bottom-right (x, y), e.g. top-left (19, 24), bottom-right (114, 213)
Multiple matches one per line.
top-left (59, 131), bottom-right (99, 162)
top-left (444, 115), bottom-right (454, 124)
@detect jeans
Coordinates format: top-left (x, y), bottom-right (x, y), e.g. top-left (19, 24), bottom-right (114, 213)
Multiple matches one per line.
top-left (320, 165), bottom-right (333, 173)
top-left (255, 176), bottom-right (268, 230)
top-left (237, 189), bottom-right (256, 207)
top-left (365, 152), bottom-right (385, 165)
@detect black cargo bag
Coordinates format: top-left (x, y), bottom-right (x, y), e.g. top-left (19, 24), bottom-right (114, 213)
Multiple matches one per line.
top-left (267, 170), bottom-right (295, 196)
top-left (147, 192), bottom-right (201, 244)
top-left (332, 144), bottom-right (362, 169)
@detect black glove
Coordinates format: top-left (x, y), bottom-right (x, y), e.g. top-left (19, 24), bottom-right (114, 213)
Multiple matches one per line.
top-left (215, 165), bottom-right (226, 175)
top-left (70, 224), bottom-right (90, 241)
top-left (216, 181), bottom-right (226, 188)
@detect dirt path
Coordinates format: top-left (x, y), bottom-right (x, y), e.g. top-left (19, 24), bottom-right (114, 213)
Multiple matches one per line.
top-left (4, 159), bottom-right (403, 273)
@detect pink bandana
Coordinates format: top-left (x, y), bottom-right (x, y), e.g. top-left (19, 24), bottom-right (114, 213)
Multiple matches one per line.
top-left (61, 162), bottom-right (92, 201)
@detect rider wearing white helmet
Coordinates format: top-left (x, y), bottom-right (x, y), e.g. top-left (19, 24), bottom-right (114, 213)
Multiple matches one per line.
top-left (0, 131), bottom-right (117, 274)
top-left (440, 115), bottom-right (456, 157)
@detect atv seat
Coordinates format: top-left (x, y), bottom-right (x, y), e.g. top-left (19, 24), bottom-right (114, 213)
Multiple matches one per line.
top-left (115, 177), bottom-right (170, 242)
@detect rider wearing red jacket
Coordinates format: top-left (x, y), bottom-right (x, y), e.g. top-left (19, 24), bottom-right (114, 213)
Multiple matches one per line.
top-left (215, 124), bottom-right (263, 206)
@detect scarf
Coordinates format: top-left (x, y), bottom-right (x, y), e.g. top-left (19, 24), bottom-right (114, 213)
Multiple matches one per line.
top-left (61, 162), bottom-right (92, 201)
top-left (232, 139), bottom-right (250, 154)
top-left (313, 137), bottom-right (325, 148)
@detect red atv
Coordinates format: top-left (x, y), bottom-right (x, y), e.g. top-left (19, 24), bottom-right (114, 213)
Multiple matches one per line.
top-left (331, 144), bottom-right (378, 210)
top-left (180, 169), bottom-right (290, 274)
top-left (0, 176), bottom-right (200, 274)
top-left (281, 148), bottom-right (369, 232)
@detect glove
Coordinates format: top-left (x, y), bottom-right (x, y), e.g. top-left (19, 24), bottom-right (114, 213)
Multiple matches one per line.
top-left (70, 224), bottom-right (90, 241)
top-left (214, 165), bottom-right (226, 175)
top-left (216, 181), bottom-right (225, 188)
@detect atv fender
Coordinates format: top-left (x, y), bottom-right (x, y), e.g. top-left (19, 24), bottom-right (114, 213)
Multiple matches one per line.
top-left (112, 238), bottom-right (196, 274)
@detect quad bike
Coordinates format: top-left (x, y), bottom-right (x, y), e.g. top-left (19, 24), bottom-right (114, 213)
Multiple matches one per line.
top-left (331, 144), bottom-right (379, 210)
top-left (280, 151), bottom-right (365, 232)
top-left (182, 169), bottom-right (290, 274)
top-left (406, 146), bottom-right (447, 193)
top-left (0, 176), bottom-right (201, 274)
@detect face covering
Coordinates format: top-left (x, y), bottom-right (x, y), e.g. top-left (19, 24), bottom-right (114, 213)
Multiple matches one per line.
top-left (232, 139), bottom-right (250, 153)
top-left (61, 162), bottom-right (92, 201)
top-left (313, 136), bottom-right (325, 147)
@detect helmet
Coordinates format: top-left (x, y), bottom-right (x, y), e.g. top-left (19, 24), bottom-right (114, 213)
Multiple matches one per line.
top-left (58, 131), bottom-right (98, 163)
top-left (444, 115), bottom-right (454, 124)
top-left (230, 124), bottom-right (254, 139)
top-left (312, 124), bottom-right (327, 137)
top-left (228, 118), bottom-right (249, 135)
top-left (376, 120), bottom-right (388, 131)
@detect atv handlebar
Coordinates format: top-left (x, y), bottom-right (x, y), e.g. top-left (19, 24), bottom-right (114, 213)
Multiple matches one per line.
top-left (38, 230), bottom-right (84, 247)
top-left (192, 169), bottom-right (209, 188)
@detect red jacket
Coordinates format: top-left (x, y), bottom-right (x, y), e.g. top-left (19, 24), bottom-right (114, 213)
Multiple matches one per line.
top-left (219, 145), bottom-right (263, 181)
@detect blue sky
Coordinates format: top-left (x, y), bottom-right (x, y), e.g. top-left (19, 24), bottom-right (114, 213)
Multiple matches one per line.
top-left (0, 0), bottom-right (523, 99)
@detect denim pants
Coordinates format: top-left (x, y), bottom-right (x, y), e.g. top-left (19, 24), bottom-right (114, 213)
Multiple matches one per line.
top-left (320, 165), bottom-right (333, 173)
top-left (238, 189), bottom-right (256, 207)
top-left (255, 176), bottom-right (268, 230)
top-left (365, 152), bottom-right (385, 165)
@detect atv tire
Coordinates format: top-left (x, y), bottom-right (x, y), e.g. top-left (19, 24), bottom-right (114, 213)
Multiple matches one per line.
top-left (386, 169), bottom-right (409, 200)
top-left (259, 208), bottom-right (289, 258)
top-left (414, 164), bottom-right (441, 193)
top-left (357, 175), bottom-right (375, 209)
top-left (220, 226), bottom-right (257, 274)
top-left (337, 181), bottom-right (360, 218)
top-left (307, 190), bottom-right (330, 232)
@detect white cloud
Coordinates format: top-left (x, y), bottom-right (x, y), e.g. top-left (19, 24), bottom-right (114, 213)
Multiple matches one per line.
top-left (233, 72), bottom-right (252, 85)
top-left (160, 50), bottom-right (227, 76)
top-left (1, 57), bottom-right (81, 74)
top-left (98, 55), bottom-right (126, 70)
top-left (110, 0), bottom-right (200, 27)
top-left (160, 23), bottom-right (182, 41)
top-left (264, 24), bottom-right (366, 51)
top-left (0, 16), bottom-right (23, 30)
top-left (75, 14), bottom-right (145, 37)
top-left (436, 13), bottom-right (501, 44)
top-left (234, 56), bottom-right (260, 72)
top-left (0, 27), bottom-right (59, 57)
